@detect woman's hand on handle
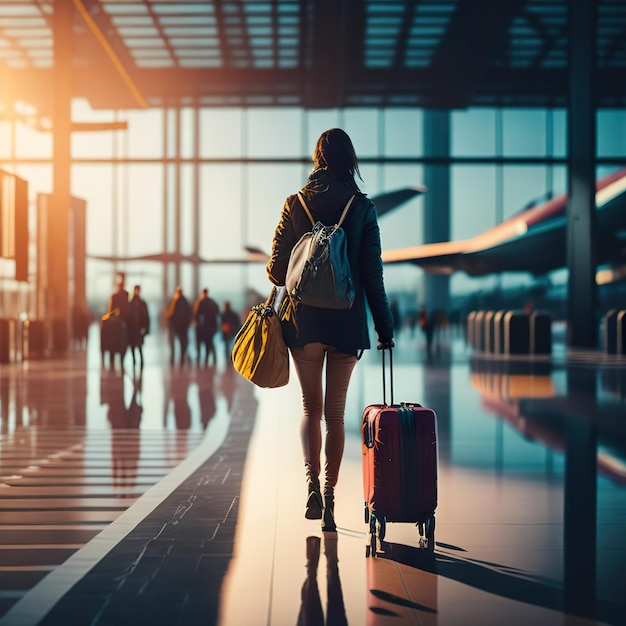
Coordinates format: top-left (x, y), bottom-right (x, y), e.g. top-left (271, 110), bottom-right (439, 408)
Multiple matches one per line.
top-left (377, 339), bottom-right (394, 350)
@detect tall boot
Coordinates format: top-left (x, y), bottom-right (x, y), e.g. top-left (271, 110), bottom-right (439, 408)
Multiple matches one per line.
top-left (305, 467), bottom-right (322, 520)
top-left (322, 490), bottom-right (336, 532)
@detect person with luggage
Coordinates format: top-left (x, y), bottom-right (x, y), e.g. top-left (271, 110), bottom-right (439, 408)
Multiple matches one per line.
top-left (267, 128), bottom-right (394, 532)
top-left (102, 272), bottom-right (130, 370)
top-left (165, 286), bottom-right (192, 366)
top-left (127, 284), bottom-right (150, 369)
top-left (193, 287), bottom-right (220, 367)
top-left (107, 272), bottom-right (129, 319)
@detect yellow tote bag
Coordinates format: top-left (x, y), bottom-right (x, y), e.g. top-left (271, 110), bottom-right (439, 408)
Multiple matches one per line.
top-left (231, 287), bottom-right (290, 388)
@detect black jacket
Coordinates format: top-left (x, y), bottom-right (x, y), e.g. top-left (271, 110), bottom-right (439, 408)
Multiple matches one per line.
top-left (267, 168), bottom-right (394, 355)
top-left (166, 296), bottom-right (192, 333)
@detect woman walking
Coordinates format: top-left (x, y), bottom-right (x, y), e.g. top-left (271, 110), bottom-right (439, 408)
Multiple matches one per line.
top-left (267, 128), bottom-right (394, 532)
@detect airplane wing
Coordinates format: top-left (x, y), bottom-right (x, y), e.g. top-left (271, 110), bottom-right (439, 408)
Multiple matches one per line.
top-left (88, 250), bottom-right (269, 264)
top-left (87, 186), bottom-right (428, 268)
top-left (243, 246), bottom-right (270, 262)
top-left (241, 187), bottom-right (428, 261)
top-left (383, 169), bottom-right (626, 277)
top-left (372, 186), bottom-right (427, 217)
top-left (383, 217), bottom-right (565, 276)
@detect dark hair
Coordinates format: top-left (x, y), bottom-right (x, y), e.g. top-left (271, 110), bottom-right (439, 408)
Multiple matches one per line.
top-left (313, 128), bottom-right (362, 184)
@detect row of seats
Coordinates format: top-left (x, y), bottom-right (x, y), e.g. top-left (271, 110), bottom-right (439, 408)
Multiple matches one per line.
top-left (467, 310), bottom-right (552, 355)
top-left (603, 309), bottom-right (626, 355)
top-left (0, 318), bottom-right (67, 363)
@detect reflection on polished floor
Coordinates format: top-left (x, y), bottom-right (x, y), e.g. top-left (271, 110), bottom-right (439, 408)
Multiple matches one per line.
top-left (0, 324), bottom-right (625, 625)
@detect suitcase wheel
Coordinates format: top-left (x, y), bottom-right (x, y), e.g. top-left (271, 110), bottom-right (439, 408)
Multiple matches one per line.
top-left (366, 512), bottom-right (386, 557)
top-left (418, 514), bottom-right (435, 552)
top-left (369, 512), bottom-right (386, 541)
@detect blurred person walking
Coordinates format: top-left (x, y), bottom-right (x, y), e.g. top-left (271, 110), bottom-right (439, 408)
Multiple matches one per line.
top-left (220, 301), bottom-right (240, 364)
top-left (102, 272), bottom-right (130, 370)
top-left (165, 286), bottom-right (192, 366)
top-left (106, 272), bottom-right (129, 319)
top-left (193, 288), bottom-right (220, 367)
top-left (127, 285), bottom-right (150, 369)
top-left (71, 303), bottom-right (92, 349)
top-left (267, 128), bottom-right (394, 532)
top-left (390, 298), bottom-right (402, 338)
top-left (418, 305), bottom-right (436, 355)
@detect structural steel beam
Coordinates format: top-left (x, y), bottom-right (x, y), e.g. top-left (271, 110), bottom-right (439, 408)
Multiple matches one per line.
top-left (6, 64), bottom-right (626, 111)
top-left (305, 0), bottom-right (347, 108)
top-left (566, 0), bottom-right (598, 349)
top-left (428, 0), bottom-right (525, 108)
top-left (73, 0), bottom-right (148, 108)
top-left (49, 0), bottom-right (73, 348)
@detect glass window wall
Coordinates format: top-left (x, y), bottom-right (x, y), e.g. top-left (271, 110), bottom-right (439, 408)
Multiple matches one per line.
top-left (2, 102), bottom-right (626, 316)
top-left (451, 109), bottom-right (496, 157)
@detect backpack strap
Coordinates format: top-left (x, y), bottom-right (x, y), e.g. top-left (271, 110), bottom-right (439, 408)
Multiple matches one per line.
top-left (297, 192), bottom-right (356, 228)
top-left (337, 195), bottom-right (356, 227)
top-left (296, 192), bottom-right (316, 226)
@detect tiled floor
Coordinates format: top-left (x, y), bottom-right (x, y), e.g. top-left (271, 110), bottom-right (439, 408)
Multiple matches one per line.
top-left (0, 325), bottom-right (625, 625)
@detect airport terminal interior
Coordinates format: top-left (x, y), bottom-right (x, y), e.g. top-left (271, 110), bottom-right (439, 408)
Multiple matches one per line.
top-left (1, 1), bottom-right (626, 625)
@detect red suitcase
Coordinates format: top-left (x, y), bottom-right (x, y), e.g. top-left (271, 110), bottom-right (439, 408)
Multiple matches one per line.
top-left (362, 348), bottom-right (438, 556)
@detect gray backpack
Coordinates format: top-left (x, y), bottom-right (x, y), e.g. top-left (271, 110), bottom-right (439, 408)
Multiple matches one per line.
top-left (285, 193), bottom-right (356, 310)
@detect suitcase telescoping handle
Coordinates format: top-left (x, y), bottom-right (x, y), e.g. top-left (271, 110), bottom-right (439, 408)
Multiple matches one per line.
top-left (381, 347), bottom-right (394, 406)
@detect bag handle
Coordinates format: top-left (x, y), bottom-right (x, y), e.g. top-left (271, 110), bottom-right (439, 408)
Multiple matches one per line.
top-left (381, 347), bottom-right (394, 406)
top-left (265, 285), bottom-right (278, 309)
top-left (297, 192), bottom-right (356, 228)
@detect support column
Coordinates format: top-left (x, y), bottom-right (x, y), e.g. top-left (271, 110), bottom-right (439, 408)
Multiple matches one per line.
top-left (192, 103), bottom-right (200, 298)
top-left (423, 110), bottom-right (451, 313)
top-left (566, 0), bottom-right (597, 348)
top-left (240, 108), bottom-right (248, 301)
top-left (174, 107), bottom-right (181, 289)
top-left (50, 0), bottom-right (73, 351)
top-left (162, 107), bottom-right (169, 305)
top-left (112, 110), bottom-right (119, 274)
